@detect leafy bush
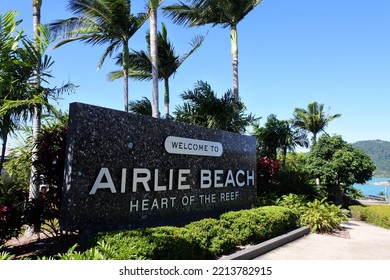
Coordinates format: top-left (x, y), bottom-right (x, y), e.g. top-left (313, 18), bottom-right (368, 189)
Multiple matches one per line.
top-left (277, 194), bottom-right (349, 233)
top-left (92, 226), bottom-right (204, 260)
top-left (56, 241), bottom-right (116, 260)
top-left (275, 193), bottom-right (307, 217)
top-left (219, 206), bottom-right (297, 245)
top-left (182, 218), bottom-right (237, 258)
top-left (349, 205), bottom-right (390, 229)
top-left (300, 199), bottom-right (348, 233)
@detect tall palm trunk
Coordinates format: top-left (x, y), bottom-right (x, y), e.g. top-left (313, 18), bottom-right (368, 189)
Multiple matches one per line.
top-left (164, 77), bottom-right (169, 119)
top-left (29, 0), bottom-right (42, 201)
top-left (122, 42), bottom-right (130, 112)
top-left (230, 24), bottom-right (239, 102)
top-left (0, 120), bottom-right (9, 171)
top-left (150, 0), bottom-right (159, 118)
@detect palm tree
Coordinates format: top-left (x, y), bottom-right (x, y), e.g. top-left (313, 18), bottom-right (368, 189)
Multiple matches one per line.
top-left (163, 0), bottom-right (263, 101)
top-left (252, 115), bottom-right (309, 166)
top-left (129, 97), bottom-right (152, 116)
top-left (1, 10), bottom-right (76, 202)
top-left (292, 102), bottom-right (341, 146)
top-left (109, 23), bottom-right (204, 119)
top-left (50, 0), bottom-right (148, 112)
top-left (174, 80), bottom-right (255, 133)
top-left (278, 121), bottom-right (309, 168)
top-left (0, 11), bottom-right (24, 171)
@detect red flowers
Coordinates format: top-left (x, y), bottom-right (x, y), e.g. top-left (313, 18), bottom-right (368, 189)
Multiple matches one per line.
top-left (0, 205), bottom-right (10, 222)
top-left (257, 156), bottom-right (280, 180)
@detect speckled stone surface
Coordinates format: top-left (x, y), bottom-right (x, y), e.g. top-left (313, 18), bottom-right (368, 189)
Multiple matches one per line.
top-left (61, 103), bottom-right (257, 231)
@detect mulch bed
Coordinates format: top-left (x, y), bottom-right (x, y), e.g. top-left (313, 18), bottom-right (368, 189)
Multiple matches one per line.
top-left (3, 233), bottom-right (79, 259)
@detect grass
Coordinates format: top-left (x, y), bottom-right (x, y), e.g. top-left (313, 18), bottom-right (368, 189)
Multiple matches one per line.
top-left (349, 204), bottom-right (390, 229)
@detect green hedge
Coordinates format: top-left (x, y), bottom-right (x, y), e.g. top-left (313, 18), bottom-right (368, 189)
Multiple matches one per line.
top-left (349, 205), bottom-right (390, 229)
top-left (63, 206), bottom-right (298, 260)
top-left (219, 206), bottom-right (297, 245)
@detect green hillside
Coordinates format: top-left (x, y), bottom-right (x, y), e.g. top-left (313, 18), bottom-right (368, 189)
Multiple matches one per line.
top-left (352, 140), bottom-right (390, 177)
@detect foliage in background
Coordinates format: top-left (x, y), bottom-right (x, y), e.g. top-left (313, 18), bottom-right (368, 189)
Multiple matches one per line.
top-left (4, 126), bottom-right (33, 186)
top-left (128, 97), bottom-right (153, 116)
top-left (175, 81), bottom-right (256, 133)
top-left (350, 205), bottom-right (390, 229)
top-left (0, 173), bottom-right (27, 244)
top-left (252, 114), bottom-right (308, 165)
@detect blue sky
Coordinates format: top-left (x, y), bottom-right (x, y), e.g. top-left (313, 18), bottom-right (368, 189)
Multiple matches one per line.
top-left (2, 0), bottom-right (390, 145)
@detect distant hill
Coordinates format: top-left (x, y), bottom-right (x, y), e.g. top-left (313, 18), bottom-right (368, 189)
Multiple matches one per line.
top-left (352, 140), bottom-right (390, 177)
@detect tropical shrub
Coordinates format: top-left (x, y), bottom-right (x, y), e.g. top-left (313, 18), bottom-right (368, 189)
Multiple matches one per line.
top-left (56, 241), bottom-right (116, 260)
top-left (300, 199), bottom-right (348, 233)
top-left (275, 193), bottom-right (308, 217)
top-left (349, 205), bottom-right (390, 229)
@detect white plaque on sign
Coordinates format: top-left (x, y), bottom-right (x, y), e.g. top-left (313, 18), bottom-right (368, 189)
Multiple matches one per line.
top-left (164, 136), bottom-right (223, 157)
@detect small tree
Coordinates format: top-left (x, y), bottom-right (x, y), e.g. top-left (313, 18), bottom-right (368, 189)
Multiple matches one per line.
top-left (25, 112), bottom-right (68, 236)
top-left (306, 134), bottom-right (376, 205)
top-left (4, 113), bottom-right (69, 237)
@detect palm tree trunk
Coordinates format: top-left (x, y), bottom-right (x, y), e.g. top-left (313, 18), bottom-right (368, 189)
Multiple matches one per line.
top-left (230, 25), bottom-right (239, 101)
top-left (29, 105), bottom-right (41, 200)
top-left (282, 146), bottom-right (287, 169)
top-left (0, 130), bottom-right (8, 172)
top-left (122, 43), bottom-right (130, 112)
top-left (164, 77), bottom-right (169, 119)
top-left (150, 1), bottom-right (159, 118)
top-left (29, 0), bottom-right (42, 202)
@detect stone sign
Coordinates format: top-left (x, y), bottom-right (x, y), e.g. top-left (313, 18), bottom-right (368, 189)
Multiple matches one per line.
top-left (61, 103), bottom-right (257, 232)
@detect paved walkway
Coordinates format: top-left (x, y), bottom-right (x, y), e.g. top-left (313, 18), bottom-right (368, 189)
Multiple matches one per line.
top-left (254, 219), bottom-right (390, 260)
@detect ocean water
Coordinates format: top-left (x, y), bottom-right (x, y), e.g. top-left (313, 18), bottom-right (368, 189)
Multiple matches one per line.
top-left (353, 177), bottom-right (390, 196)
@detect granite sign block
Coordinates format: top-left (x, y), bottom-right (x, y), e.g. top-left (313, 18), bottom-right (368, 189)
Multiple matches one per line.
top-left (61, 103), bottom-right (257, 231)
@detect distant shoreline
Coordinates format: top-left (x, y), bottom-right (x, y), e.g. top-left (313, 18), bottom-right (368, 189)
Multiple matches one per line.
top-left (373, 181), bottom-right (390, 186)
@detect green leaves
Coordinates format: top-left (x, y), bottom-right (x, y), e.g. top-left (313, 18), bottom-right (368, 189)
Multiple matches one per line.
top-left (300, 199), bottom-right (348, 233)
top-left (307, 134), bottom-right (376, 186)
top-left (175, 80), bottom-right (256, 133)
top-left (292, 101), bottom-right (341, 145)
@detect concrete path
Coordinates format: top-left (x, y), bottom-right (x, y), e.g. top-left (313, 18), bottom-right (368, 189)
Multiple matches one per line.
top-left (254, 219), bottom-right (390, 260)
